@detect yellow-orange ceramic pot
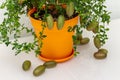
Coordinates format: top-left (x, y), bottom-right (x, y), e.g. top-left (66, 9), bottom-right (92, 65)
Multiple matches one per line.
top-left (28, 8), bottom-right (78, 62)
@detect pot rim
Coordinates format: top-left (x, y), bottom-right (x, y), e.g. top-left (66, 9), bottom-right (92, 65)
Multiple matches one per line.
top-left (28, 8), bottom-right (79, 23)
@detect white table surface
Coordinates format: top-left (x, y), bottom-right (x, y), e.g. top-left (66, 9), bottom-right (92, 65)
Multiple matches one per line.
top-left (0, 19), bottom-right (120, 80)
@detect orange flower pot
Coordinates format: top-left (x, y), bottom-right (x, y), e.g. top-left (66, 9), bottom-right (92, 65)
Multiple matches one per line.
top-left (28, 8), bottom-right (78, 62)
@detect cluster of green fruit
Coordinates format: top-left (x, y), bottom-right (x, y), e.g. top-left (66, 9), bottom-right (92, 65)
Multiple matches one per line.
top-left (46, 1), bottom-right (74, 30)
top-left (94, 48), bottom-right (108, 59)
top-left (74, 33), bottom-right (90, 45)
top-left (74, 22), bottom-right (108, 59)
top-left (94, 32), bottom-right (108, 59)
top-left (22, 60), bottom-right (57, 77)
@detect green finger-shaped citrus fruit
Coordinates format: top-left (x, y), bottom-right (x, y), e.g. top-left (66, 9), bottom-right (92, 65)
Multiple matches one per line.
top-left (43, 61), bottom-right (57, 68)
top-left (33, 65), bottom-right (46, 76)
top-left (66, 1), bottom-right (74, 17)
top-left (22, 60), bottom-right (31, 71)
top-left (57, 15), bottom-right (65, 30)
top-left (94, 51), bottom-right (107, 59)
top-left (46, 14), bottom-right (54, 30)
top-left (94, 36), bottom-right (101, 49)
top-left (80, 37), bottom-right (90, 45)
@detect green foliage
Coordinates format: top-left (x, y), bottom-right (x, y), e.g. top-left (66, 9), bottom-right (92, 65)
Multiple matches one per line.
top-left (0, 0), bottom-right (110, 56)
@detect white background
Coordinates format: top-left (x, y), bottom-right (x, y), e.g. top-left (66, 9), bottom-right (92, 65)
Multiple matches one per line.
top-left (0, 1), bottom-right (120, 80)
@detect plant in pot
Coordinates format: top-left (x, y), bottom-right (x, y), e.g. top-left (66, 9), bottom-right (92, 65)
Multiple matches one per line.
top-left (0, 0), bottom-right (110, 62)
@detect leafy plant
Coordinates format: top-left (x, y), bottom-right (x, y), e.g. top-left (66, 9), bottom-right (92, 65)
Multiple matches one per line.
top-left (0, 0), bottom-right (110, 56)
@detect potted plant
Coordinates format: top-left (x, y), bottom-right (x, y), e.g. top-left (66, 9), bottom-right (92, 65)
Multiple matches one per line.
top-left (0, 0), bottom-right (110, 62)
